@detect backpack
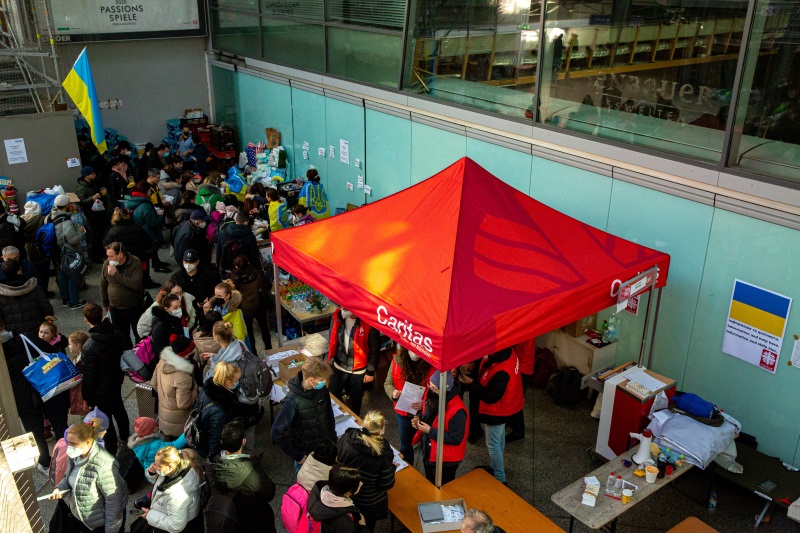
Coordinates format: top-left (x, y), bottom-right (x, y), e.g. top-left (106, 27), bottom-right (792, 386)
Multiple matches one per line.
top-left (236, 350), bottom-right (273, 405)
top-left (219, 234), bottom-right (244, 279)
top-left (548, 365), bottom-right (583, 408)
top-left (134, 336), bottom-right (158, 373)
top-left (120, 347), bottom-right (152, 383)
top-left (204, 494), bottom-right (240, 533)
top-left (35, 219), bottom-right (60, 259)
top-left (183, 399), bottom-right (213, 448)
top-left (60, 244), bottom-right (86, 284)
top-left (281, 483), bottom-right (320, 533)
top-left (116, 445), bottom-right (145, 492)
top-left (532, 348), bottom-right (558, 390)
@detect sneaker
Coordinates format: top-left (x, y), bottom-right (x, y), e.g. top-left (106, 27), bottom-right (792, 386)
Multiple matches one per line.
top-left (36, 463), bottom-right (50, 476)
top-left (62, 299), bottom-right (70, 308)
top-left (43, 426), bottom-right (54, 441)
top-left (70, 300), bottom-right (87, 310)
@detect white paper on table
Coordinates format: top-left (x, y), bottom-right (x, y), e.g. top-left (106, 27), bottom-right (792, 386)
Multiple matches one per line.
top-left (335, 415), bottom-right (361, 437)
top-left (395, 382), bottom-right (426, 413)
top-left (270, 384), bottom-right (287, 403)
top-left (391, 445), bottom-right (409, 472)
top-left (626, 370), bottom-right (666, 393)
top-left (649, 391), bottom-right (669, 415)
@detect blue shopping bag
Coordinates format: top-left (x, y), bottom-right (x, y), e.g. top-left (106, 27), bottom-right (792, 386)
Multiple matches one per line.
top-left (25, 192), bottom-right (58, 216)
top-left (20, 335), bottom-right (82, 402)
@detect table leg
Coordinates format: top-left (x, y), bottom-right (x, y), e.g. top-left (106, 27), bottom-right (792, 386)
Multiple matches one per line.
top-left (754, 499), bottom-right (771, 528)
top-left (609, 517), bottom-right (618, 533)
top-left (568, 516), bottom-right (574, 533)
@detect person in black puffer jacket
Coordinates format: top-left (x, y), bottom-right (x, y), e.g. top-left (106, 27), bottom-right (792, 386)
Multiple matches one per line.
top-left (336, 411), bottom-right (396, 532)
top-left (215, 211), bottom-right (260, 276)
top-left (80, 302), bottom-right (129, 455)
top-left (104, 207), bottom-right (155, 287)
top-left (175, 191), bottom-right (204, 224)
top-left (195, 362), bottom-right (248, 459)
top-left (150, 295), bottom-right (189, 368)
top-left (231, 255), bottom-right (272, 351)
top-left (307, 464), bottom-right (369, 533)
top-left (0, 259), bottom-right (53, 335)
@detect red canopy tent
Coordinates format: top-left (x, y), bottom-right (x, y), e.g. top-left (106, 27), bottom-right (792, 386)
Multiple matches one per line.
top-left (271, 157), bottom-right (670, 371)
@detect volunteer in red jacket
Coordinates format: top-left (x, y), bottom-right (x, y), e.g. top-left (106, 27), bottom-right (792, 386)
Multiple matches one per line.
top-left (507, 337), bottom-right (535, 442)
top-left (461, 347), bottom-right (522, 484)
top-left (412, 370), bottom-right (468, 484)
top-left (383, 345), bottom-right (433, 462)
top-left (328, 308), bottom-right (381, 416)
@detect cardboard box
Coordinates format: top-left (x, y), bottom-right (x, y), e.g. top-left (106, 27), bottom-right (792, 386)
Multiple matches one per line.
top-left (278, 352), bottom-right (309, 382)
top-left (417, 499), bottom-right (467, 533)
top-left (563, 313), bottom-right (597, 337)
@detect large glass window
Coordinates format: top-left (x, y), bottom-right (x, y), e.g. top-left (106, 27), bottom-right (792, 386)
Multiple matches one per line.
top-left (262, 19), bottom-right (325, 72)
top-left (538, 0), bottom-right (748, 162)
top-left (211, 9), bottom-right (261, 57)
top-left (328, 27), bottom-right (403, 88)
top-left (211, 0), bottom-right (258, 10)
top-left (403, 1), bottom-right (542, 118)
top-left (729, 1), bottom-right (800, 183)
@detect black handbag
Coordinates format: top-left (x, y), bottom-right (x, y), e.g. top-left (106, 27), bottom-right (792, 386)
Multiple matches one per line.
top-left (142, 290), bottom-right (154, 310)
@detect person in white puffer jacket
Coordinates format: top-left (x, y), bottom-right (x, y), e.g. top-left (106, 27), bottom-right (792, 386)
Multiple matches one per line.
top-left (136, 446), bottom-right (204, 533)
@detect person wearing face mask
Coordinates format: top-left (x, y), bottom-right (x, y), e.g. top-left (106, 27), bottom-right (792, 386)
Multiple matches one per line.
top-left (190, 134), bottom-right (209, 176)
top-left (101, 241), bottom-right (144, 349)
top-left (201, 280), bottom-right (249, 350)
top-left (152, 335), bottom-right (199, 440)
top-left (138, 280), bottom-right (197, 339)
top-left (216, 209), bottom-right (260, 279)
top-left (150, 293), bottom-right (192, 366)
top-left (75, 166), bottom-right (111, 264)
top-left (173, 210), bottom-right (211, 274)
top-left (307, 464), bottom-right (369, 533)
top-left (105, 157), bottom-right (131, 205)
top-left (412, 370), bottom-right (469, 485)
top-left (0, 258), bottom-right (53, 335)
top-left (125, 181), bottom-right (169, 274)
top-left (327, 308), bottom-right (381, 417)
top-left (384, 345), bottom-right (433, 462)
top-left (148, 143), bottom-right (169, 172)
top-left (50, 421), bottom-right (128, 533)
top-left (194, 361), bottom-right (246, 459)
top-left (336, 411), bottom-right (396, 532)
top-left (104, 207), bottom-right (157, 289)
top-left (135, 446), bottom-right (204, 533)
top-left (80, 302), bottom-right (129, 456)
top-left (171, 249), bottom-right (221, 315)
top-left (178, 127), bottom-right (196, 162)
top-left (0, 202), bottom-right (27, 260)
top-left (271, 357), bottom-right (336, 469)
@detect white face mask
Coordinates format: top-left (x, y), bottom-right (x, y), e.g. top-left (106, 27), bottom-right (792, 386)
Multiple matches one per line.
top-left (0, 330), bottom-right (13, 343)
top-left (169, 308), bottom-right (182, 318)
top-left (408, 352), bottom-right (420, 361)
top-left (340, 310), bottom-right (353, 320)
top-left (108, 260), bottom-right (120, 267)
top-left (183, 262), bottom-right (197, 272)
top-left (198, 221), bottom-right (207, 229)
top-left (66, 445), bottom-right (84, 459)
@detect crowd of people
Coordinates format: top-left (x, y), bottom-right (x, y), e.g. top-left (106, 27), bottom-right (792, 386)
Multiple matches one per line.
top-left (0, 138), bottom-right (523, 532)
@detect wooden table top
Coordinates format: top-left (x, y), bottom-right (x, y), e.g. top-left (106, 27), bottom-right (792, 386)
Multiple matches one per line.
top-left (280, 297), bottom-right (336, 324)
top-left (551, 454), bottom-right (693, 530)
top-left (442, 469), bottom-right (564, 532)
top-left (666, 517), bottom-right (719, 533)
top-left (388, 469), bottom-right (453, 533)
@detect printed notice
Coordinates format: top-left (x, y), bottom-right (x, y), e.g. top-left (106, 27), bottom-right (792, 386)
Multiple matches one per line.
top-left (394, 382), bottom-right (425, 413)
top-left (339, 139), bottom-right (350, 165)
top-left (722, 279), bottom-right (792, 374)
top-left (4, 138), bottom-right (27, 164)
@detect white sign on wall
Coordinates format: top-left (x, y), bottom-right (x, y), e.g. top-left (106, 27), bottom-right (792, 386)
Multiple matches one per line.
top-left (4, 138), bottom-right (28, 165)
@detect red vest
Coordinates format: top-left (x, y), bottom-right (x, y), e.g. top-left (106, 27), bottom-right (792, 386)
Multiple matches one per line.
top-left (478, 353), bottom-right (524, 417)
top-left (513, 338), bottom-right (537, 375)
top-left (426, 394), bottom-right (469, 463)
top-left (390, 358), bottom-right (434, 416)
top-left (328, 311), bottom-right (372, 372)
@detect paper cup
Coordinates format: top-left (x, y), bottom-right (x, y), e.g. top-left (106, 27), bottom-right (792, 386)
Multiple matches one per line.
top-left (645, 465), bottom-right (658, 483)
top-left (621, 489), bottom-right (632, 504)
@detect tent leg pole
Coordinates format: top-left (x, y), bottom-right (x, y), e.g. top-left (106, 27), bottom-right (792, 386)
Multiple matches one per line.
top-left (435, 370), bottom-right (447, 488)
top-left (646, 288), bottom-right (663, 368)
top-left (637, 281), bottom-right (657, 368)
top-left (274, 262), bottom-right (283, 348)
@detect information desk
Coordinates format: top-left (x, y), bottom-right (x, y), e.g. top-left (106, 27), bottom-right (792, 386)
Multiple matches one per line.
top-left (442, 469), bottom-right (564, 532)
top-left (551, 453), bottom-right (692, 532)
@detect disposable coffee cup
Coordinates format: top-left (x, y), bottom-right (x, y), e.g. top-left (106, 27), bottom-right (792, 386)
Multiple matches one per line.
top-left (645, 465), bottom-right (658, 484)
top-left (621, 489), bottom-right (632, 504)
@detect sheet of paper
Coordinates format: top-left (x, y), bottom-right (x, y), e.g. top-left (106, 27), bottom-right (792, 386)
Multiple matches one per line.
top-left (302, 150), bottom-right (308, 160)
top-left (357, 175), bottom-right (364, 189)
top-left (391, 445), bottom-right (409, 472)
top-left (355, 158), bottom-right (360, 168)
top-left (4, 138), bottom-right (27, 164)
top-left (395, 382), bottom-right (426, 413)
top-left (627, 370), bottom-right (666, 393)
top-left (335, 415), bottom-right (361, 437)
top-left (329, 146), bottom-right (335, 158)
top-left (339, 139), bottom-right (349, 165)
top-left (270, 383), bottom-right (287, 403)
top-left (66, 157), bottom-right (80, 168)
top-left (792, 338), bottom-right (800, 368)
top-left (364, 185), bottom-right (372, 196)
top-left (302, 141), bottom-right (310, 151)
top-left (318, 147), bottom-right (325, 157)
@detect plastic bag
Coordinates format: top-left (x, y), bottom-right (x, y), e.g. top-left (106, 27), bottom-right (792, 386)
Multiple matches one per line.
top-left (91, 198), bottom-right (105, 211)
top-left (44, 185), bottom-right (65, 196)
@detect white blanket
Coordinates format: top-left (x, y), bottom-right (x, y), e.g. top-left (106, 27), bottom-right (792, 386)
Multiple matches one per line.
top-left (647, 410), bottom-right (740, 469)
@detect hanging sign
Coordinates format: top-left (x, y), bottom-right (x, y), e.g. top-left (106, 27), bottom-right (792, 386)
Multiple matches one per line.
top-left (617, 269), bottom-right (655, 312)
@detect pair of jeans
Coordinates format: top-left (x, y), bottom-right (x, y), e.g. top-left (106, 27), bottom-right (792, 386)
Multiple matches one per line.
top-left (109, 306), bottom-right (142, 350)
top-left (396, 413), bottom-right (415, 464)
top-left (328, 368), bottom-right (366, 416)
top-left (95, 395), bottom-right (130, 455)
top-left (20, 391), bottom-right (69, 467)
top-left (423, 461), bottom-right (459, 485)
top-left (58, 266), bottom-right (80, 305)
top-left (244, 310), bottom-right (272, 352)
top-left (484, 423), bottom-right (507, 483)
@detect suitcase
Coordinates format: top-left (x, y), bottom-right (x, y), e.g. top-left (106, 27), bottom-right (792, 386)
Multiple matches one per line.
top-left (135, 382), bottom-right (157, 419)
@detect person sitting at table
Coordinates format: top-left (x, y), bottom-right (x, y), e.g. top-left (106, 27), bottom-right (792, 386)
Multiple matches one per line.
top-left (307, 464), bottom-right (369, 533)
top-left (271, 357), bottom-right (336, 472)
top-left (336, 411), bottom-right (396, 532)
top-left (461, 508), bottom-right (506, 533)
top-left (412, 370), bottom-right (468, 485)
top-left (327, 308), bottom-right (381, 417)
top-left (384, 345), bottom-right (432, 462)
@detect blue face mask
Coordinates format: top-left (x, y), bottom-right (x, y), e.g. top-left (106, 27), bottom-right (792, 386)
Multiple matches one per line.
top-left (313, 380), bottom-right (326, 390)
top-left (229, 382), bottom-right (239, 392)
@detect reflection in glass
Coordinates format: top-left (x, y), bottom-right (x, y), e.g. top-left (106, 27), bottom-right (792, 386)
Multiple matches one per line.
top-left (539, 1), bottom-right (747, 162)
top-left (211, 65), bottom-right (239, 146)
top-left (211, 0), bottom-right (258, 11)
top-left (403, 1), bottom-right (542, 118)
top-left (730, 1), bottom-right (800, 182)
top-left (211, 9), bottom-right (261, 57)
top-left (328, 27), bottom-right (403, 88)
top-left (262, 19), bottom-right (325, 72)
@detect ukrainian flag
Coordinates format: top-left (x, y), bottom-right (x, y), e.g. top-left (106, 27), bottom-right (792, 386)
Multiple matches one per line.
top-left (729, 281), bottom-right (791, 337)
top-left (62, 47), bottom-right (106, 153)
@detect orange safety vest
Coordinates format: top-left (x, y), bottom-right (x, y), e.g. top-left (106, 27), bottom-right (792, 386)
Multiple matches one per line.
top-left (478, 353), bottom-right (524, 417)
top-left (328, 311), bottom-right (372, 372)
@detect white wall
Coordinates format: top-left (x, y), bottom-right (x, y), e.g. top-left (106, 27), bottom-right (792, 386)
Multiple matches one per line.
top-left (57, 37), bottom-right (210, 145)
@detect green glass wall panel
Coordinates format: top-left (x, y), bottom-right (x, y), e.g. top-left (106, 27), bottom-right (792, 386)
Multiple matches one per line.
top-left (606, 181), bottom-right (714, 383)
top-left (528, 156), bottom-right (611, 230)
top-left (262, 19), bottom-right (325, 72)
top-left (325, 98), bottom-right (366, 211)
top-left (291, 88), bottom-right (329, 188)
top-left (211, 65), bottom-right (239, 146)
top-left (465, 138), bottom-right (532, 194)
top-left (211, 0), bottom-right (258, 10)
top-left (685, 209), bottom-right (800, 463)
top-left (327, 28), bottom-right (402, 88)
top-left (365, 110), bottom-right (411, 201)
top-left (235, 73), bottom-right (295, 170)
top-left (211, 10), bottom-right (261, 57)
top-left (410, 122), bottom-right (466, 184)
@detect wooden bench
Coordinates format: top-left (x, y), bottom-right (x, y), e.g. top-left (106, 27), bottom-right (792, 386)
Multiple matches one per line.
top-left (666, 517), bottom-right (718, 532)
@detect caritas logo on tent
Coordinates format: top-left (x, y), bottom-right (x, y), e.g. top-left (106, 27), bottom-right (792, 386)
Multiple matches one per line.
top-left (376, 305), bottom-right (434, 355)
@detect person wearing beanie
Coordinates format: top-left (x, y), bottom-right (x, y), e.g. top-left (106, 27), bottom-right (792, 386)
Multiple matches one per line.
top-left (20, 201), bottom-right (51, 295)
top-left (128, 416), bottom-right (187, 471)
top-left (412, 370), bottom-right (469, 485)
top-left (47, 194), bottom-right (86, 308)
top-left (172, 210), bottom-right (211, 274)
top-left (152, 334), bottom-right (199, 439)
top-left (0, 201), bottom-right (27, 262)
top-left (75, 165), bottom-right (110, 264)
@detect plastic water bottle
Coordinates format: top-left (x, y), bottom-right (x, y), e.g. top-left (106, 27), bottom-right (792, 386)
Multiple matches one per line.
top-left (606, 472), bottom-right (616, 494)
top-left (614, 475), bottom-right (623, 497)
top-left (708, 491), bottom-right (717, 511)
top-left (606, 314), bottom-right (618, 342)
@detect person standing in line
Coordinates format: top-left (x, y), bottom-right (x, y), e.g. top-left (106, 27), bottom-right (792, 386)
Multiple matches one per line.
top-left (195, 361), bottom-right (245, 460)
top-left (306, 464), bottom-right (369, 533)
top-left (231, 255), bottom-right (272, 352)
top-left (327, 308), bottom-right (381, 417)
top-left (100, 241), bottom-right (144, 349)
top-left (136, 446), bottom-right (204, 532)
top-left (75, 165), bottom-right (111, 264)
top-left (20, 201), bottom-right (51, 295)
top-left (125, 181), bottom-right (168, 276)
top-left (0, 259), bottom-right (53, 334)
top-left (172, 249), bottom-right (221, 316)
top-left (384, 345), bottom-right (431, 462)
top-left (104, 207), bottom-right (156, 289)
top-left (80, 302), bottom-right (129, 455)
top-left (49, 194), bottom-right (87, 309)
top-left (152, 335), bottom-right (199, 440)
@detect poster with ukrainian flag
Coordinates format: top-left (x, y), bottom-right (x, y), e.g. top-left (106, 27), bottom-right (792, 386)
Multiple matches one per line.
top-left (722, 280), bottom-right (792, 374)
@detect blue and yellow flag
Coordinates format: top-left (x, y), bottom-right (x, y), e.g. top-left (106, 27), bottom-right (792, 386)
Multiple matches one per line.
top-left (62, 47), bottom-right (106, 153)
